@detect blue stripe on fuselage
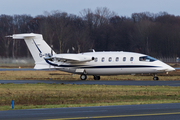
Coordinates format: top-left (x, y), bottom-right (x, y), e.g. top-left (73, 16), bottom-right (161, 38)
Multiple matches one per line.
top-left (81, 65), bottom-right (159, 68)
top-left (45, 59), bottom-right (58, 66)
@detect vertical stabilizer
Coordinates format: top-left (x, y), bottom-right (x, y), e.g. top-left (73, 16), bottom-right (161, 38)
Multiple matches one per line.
top-left (10, 33), bottom-right (55, 69)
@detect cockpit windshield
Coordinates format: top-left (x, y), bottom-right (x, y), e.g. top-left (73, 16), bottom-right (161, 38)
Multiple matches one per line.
top-left (139, 56), bottom-right (157, 62)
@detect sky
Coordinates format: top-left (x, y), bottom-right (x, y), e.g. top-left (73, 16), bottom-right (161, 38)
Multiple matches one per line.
top-left (1, 0), bottom-right (180, 17)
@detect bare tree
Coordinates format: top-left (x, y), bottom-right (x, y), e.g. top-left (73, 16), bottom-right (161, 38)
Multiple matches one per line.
top-left (0, 15), bottom-right (13, 57)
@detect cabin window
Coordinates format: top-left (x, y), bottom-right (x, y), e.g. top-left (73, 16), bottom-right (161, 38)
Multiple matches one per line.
top-left (116, 57), bottom-right (119, 62)
top-left (139, 56), bottom-right (157, 62)
top-left (101, 57), bottom-right (105, 62)
top-left (123, 57), bottom-right (126, 61)
top-left (109, 57), bottom-right (112, 62)
top-left (130, 57), bottom-right (133, 61)
top-left (94, 57), bottom-right (98, 62)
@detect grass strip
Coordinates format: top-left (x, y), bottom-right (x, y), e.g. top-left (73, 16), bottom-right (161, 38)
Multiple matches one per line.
top-left (0, 83), bottom-right (180, 111)
top-left (1, 100), bottom-right (180, 111)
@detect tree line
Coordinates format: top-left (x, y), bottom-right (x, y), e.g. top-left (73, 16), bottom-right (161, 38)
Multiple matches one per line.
top-left (1, 7), bottom-right (180, 58)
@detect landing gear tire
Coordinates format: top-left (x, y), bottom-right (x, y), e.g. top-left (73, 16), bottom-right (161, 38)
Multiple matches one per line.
top-left (153, 77), bottom-right (159, 81)
top-left (153, 74), bottom-right (159, 81)
top-left (94, 75), bottom-right (100, 80)
top-left (80, 74), bottom-right (87, 80)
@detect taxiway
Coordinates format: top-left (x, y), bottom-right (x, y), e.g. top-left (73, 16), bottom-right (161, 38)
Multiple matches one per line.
top-left (1, 103), bottom-right (180, 120)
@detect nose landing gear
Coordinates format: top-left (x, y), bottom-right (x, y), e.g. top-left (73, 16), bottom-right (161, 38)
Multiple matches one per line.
top-left (153, 74), bottom-right (159, 81)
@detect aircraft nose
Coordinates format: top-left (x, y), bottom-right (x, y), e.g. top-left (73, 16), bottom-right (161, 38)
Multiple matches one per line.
top-left (166, 66), bottom-right (175, 72)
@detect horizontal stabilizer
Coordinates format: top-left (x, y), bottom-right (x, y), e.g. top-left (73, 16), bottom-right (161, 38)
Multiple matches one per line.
top-left (7, 33), bottom-right (42, 39)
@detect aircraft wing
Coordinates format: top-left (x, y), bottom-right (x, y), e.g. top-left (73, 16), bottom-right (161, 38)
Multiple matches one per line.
top-left (45, 54), bottom-right (94, 63)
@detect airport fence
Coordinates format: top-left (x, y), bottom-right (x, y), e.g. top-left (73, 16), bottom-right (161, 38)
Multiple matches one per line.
top-left (157, 57), bottom-right (179, 63)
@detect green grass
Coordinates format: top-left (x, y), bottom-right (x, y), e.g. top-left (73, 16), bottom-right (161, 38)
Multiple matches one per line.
top-left (0, 83), bottom-right (180, 111)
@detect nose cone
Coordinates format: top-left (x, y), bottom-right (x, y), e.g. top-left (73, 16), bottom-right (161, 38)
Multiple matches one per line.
top-left (166, 66), bottom-right (175, 72)
top-left (157, 60), bottom-right (175, 72)
top-left (163, 62), bottom-right (175, 72)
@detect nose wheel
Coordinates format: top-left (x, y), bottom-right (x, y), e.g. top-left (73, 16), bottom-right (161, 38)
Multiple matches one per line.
top-left (153, 74), bottom-right (159, 81)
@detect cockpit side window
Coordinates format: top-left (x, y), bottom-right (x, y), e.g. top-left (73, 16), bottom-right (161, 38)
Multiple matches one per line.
top-left (139, 56), bottom-right (157, 62)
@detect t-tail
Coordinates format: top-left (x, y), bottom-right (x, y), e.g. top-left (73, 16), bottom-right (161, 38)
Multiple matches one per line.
top-left (8, 33), bottom-right (56, 69)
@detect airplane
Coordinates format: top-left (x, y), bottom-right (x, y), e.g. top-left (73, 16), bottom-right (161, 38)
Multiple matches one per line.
top-left (7, 33), bottom-right (175, 80)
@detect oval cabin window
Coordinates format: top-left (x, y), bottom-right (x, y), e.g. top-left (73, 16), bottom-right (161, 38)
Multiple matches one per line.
top-left (102, 57), bottom-right (105, 62)
top-left (116, 57), bottom-right (119, 62)
top-left (130, 57), bottom-right (133, 61)
top-left (109, 57), bottom-right (112, 62)
top-left (123, 57), bottom-right (126, 61)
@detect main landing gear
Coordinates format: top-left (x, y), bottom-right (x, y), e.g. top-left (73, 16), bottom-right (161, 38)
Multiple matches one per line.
top-left (80, 74), bottom-right (87, 80)
top-left (80, 74), bottom-right (101, 80)
top-left (94, 75), bottom-right (100, 80)
top-left (153, 74), bottom-right (159, 81)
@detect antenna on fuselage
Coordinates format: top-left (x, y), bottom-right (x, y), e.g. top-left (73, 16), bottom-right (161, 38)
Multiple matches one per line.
top-left (89, 49), bottom-right (95, 52)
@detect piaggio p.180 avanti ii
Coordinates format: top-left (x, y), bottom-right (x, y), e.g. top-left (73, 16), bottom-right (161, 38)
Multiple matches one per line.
top-left (7, 33), bottom-right (175, 80)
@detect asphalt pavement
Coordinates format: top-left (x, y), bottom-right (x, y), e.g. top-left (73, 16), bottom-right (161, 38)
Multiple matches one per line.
top-left (1, 80), bottom-right (180, 86)
top-left (1, 103), bottom-right (180, 120)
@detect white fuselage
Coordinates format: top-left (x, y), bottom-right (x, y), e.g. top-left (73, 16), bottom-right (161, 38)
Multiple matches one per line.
top-left (9, 33), bottom-right (175, 78)
top-left (48, 51), bottom-right (175, 75)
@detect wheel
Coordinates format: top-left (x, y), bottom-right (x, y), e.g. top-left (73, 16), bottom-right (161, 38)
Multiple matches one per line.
top-left (153, 77), bottom-right (159, 81)
top-left (94, 75), bottom-right (100, 80)
top-left (80, 74), bottom-right (87, 80)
